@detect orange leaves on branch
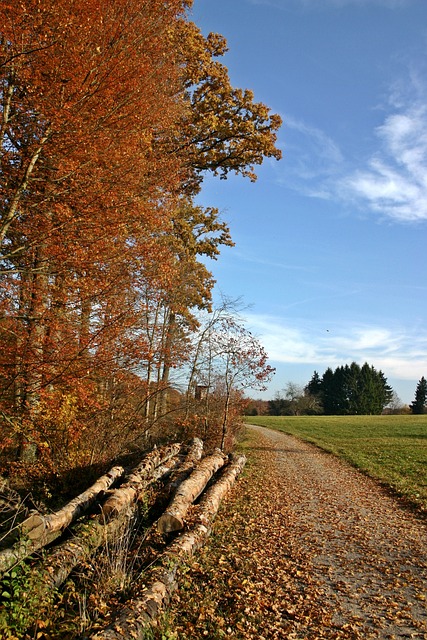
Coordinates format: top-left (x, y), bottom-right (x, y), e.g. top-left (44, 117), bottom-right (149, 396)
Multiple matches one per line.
top-left (166, 19), bottom-right (282, 190)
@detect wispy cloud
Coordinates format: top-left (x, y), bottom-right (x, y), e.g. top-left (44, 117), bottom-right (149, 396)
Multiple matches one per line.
top-left (244, 313), bottom-right (427, 380)
top-left (234, 251), bottom-right (316, 273)
top-left (343, 105), bottom-right (427, 222)
top-left (276, 114), bottom-right (343, 195)
top-left (278, 86), bottom-right (427, 223)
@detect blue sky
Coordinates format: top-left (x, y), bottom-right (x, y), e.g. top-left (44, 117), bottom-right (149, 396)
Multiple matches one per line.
top-left (190, 0), bottom-right (427, 405)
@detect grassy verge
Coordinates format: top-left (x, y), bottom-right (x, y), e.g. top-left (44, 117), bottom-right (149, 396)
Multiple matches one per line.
top-left (243, 415), bottom-right (427, 512)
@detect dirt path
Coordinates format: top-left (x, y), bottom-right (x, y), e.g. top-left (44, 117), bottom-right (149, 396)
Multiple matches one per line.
top-left (156, 425), bottom-right (427, 639)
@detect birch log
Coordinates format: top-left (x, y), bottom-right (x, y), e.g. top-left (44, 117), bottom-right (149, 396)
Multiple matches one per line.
top-left (0, 465), bottom-right (124, 576)
top-left (102, 443), bottom-right (181, 520)
top-left (22, 466), bottom-right (125, 541)
top-left (38, 444), bottom-right (182, 589)
top-left (157, 449), bottom-right (227, 534)
top-left (163, 437), bottom-right (204, 499)
top-left (0, 444), bottom-right (180, 578)
top-left (90, 454), bottom-right (246, 640)
top-left (42, 512), bottom-right (133, 590)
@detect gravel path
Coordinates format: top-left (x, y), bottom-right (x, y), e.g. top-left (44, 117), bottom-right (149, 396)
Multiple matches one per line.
top-left (157, 425), bottom-right (427, 639)
top-left (245, 425), bottom-right (427, 639)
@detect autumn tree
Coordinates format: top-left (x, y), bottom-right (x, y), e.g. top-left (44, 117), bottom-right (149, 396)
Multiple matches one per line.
top-left (0, 0), bottom-right (283, 477)
top-left (0, 0), bottom-right (191, 468)
top-left (141, 18), bottom-right (282, 423)
top-left (178, 300), bottom-right (275, 449)
top-left (112, 196), bottom-right (236, 435)
top-left (163, 19), bottom-right (282, 192)
top-left (214, 320), bottom-right (275, 449)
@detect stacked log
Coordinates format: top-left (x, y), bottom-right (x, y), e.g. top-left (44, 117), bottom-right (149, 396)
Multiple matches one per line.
top-left (101, 443), bottom-right (181, 519)
top-left (40, 443), bottom-right (182, 589)
top-left (0, 465), bottom-right (125, 575)
top-left (90, 454), bottom-right (247, 640)
top-left (0, 441), bottom-right (247, 640)
top-left (162, 437), bottom-right (204, 499)
top-left (0, 444), bottom-right (180, 579)
top-left (157, 448), bottom-right (227, 534)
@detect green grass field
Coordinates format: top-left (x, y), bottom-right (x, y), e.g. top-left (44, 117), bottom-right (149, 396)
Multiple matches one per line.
top-left (242, 415), bottom-right (427, 512)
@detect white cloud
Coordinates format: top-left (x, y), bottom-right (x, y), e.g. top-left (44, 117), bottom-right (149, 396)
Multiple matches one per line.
top-left (344, 105), bottom-right (427, 222)
top-left (285, 115), bottom-right (343, 167)
top-left (279, 96), bottom-right (427, 223)
top-left (244, 313), bottom-right (427, 381)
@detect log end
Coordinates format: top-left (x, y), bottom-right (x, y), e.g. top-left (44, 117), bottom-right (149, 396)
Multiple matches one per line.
top-left (157, 512), bottom-right (183, 535)
top-left (21, 513), bottom-right (45, 539)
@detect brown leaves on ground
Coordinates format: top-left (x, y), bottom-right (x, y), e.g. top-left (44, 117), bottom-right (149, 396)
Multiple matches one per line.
top-left (150, 426), bottom-right (427, 639)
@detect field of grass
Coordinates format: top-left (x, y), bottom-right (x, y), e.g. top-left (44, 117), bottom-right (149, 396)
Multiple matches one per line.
top-left (242, 414), bottom-right (427, 512)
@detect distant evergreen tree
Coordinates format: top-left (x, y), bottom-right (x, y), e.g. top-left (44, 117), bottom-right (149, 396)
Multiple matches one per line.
top-left (305, 371), bottom-right (322, 397)
top-left (319, 367), bottom-right (336, 414)
top-left (410, 376), bottom-right (427, 414)
top-left (308, 362), bottom-right (393, 415)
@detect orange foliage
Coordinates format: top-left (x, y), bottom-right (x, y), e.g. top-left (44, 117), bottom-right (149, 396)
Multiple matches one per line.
top-left (0, 1), bottom-right (281, 481)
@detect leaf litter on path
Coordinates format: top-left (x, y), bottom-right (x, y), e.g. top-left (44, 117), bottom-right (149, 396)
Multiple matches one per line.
top-left (151, 425), bottom-right (427, 639)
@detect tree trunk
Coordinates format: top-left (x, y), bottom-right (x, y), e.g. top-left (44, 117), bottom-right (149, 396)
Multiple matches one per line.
top-left (220, 385), bottom-right (232, 451)
top-left (157, 448), bottom-right (227, 534)
top-left (158, 310), bottom-right (175, 417)
top-left (90, 454), bottom-right (246, 640)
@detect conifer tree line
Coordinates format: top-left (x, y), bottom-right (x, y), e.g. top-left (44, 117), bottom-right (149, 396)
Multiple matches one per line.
top-left (266, 366), bottom-right (427, 417)
top-left (0, 0), bottom-right (280, 481)
top-left (305, 363), bottom-right (393, 415)
top-left (268, 362), bottom-right (394, 416)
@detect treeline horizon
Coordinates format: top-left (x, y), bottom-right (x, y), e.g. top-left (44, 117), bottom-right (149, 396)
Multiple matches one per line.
top-left (245, 364), bottom-right (426, 417)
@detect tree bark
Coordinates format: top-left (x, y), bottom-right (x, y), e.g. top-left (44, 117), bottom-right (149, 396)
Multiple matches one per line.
top-left (157, 448), bottom-right (227, 534)
top-left (90, 454), bottom-right (246, 640)
top-left (101, 443), bottom-right (181, 519)
top-left (163, 437), bottom-right (204, 500)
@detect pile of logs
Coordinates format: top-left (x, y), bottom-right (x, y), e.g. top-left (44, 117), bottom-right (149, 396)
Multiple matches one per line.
top-left (0, 439), bottom-right (246, 639)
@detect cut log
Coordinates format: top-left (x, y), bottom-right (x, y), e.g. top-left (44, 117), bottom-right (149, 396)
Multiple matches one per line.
top-left (37, 444), bottom-right (181, 589)
top-left (163, 437), bottom-right (204, 500)
top-left (42, 511), bottom-right (133, 590)
top-left (0, 444), bottom-right (180, 579)
top-left (157, 448), bottom-right (227, 534)
top-left (22, 465), bottom-right (125, 541)
top-left (0, 465), bottom-right (124, 576)
top-left (102, 443), bottom-right (181, 520)
top-left (90, 454), bottom-right (246, 640)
